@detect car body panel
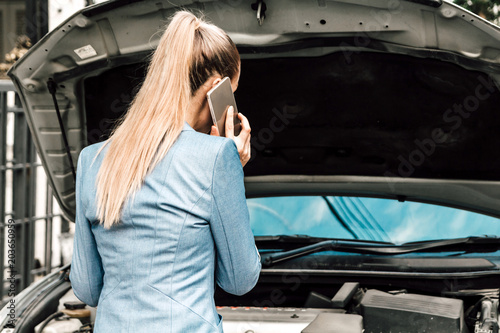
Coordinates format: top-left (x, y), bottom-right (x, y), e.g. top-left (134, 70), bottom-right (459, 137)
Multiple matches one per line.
top-left (7, 0), bottom-right (500, 222)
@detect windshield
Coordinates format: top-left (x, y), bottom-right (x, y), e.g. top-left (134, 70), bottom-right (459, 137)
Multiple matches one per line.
top-left (247, 196), bottom-right (500, 244)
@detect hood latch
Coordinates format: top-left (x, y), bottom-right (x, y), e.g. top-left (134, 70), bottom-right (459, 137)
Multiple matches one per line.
top-left (251, 0), bottom-right (267, 26)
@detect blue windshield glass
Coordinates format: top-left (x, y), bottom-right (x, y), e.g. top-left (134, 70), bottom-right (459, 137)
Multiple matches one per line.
top-left (247, 196), bottom-right (500, 244)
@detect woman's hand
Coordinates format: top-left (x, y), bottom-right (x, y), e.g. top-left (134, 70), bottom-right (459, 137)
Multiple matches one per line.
top-left (210, 106), bottom-right (251, 167)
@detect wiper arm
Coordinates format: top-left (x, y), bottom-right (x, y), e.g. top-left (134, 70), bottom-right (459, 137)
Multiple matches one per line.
top-left (254, 234), bottom-right (393, 251)
top-left (262, 236), bottom-right (500, 267)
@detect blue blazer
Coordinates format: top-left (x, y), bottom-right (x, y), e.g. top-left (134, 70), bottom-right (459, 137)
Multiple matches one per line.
top-left (69, 122), bottom-right (261, 332)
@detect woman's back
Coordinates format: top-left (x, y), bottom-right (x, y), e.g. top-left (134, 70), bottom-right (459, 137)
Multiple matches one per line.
top-left (70, 122), bottom-right (261, 332)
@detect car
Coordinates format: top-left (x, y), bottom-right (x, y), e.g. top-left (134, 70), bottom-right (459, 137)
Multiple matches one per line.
top-left (3, 0), bottom-right (500, 332)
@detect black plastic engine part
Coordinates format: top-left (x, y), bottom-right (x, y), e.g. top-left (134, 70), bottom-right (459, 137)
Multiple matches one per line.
top-left (304, 282), bottom-right (360, 309)
top-left (361, 289), bottom-right (466, 333)
top-left (304, 291), bottom-right (334, 308)
top-left (331, 282), bottom-right (360, 308)
top-left (301, 313), bottom-right (363, 333)
top-left (63, 301), bottom-right (87, 310)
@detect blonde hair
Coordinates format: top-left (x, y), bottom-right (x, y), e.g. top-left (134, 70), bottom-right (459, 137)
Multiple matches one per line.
top-left (92, 10), bottom-right (240, 229)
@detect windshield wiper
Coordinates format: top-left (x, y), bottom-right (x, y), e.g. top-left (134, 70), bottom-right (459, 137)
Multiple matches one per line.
top-left (254, 235), bottom-right (394, 251)
top-left (261, 236), bottom-right (500, 267)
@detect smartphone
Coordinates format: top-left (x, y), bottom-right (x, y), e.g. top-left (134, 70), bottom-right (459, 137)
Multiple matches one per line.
top-left (207, 76), bottom-right (241, 137)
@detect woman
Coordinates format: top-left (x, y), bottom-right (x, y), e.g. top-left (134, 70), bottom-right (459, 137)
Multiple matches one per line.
top-left (69, 10), bottom-right (261, 332)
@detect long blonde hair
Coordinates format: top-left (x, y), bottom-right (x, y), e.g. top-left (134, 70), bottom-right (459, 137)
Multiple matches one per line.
top-left (92, 10), bottom-right (240, 229)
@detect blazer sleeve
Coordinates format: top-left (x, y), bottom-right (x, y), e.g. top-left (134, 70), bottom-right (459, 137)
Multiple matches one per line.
top-left (69, 149), bottom-right (104, 307)
top-left (210, 139), bottom-right (261, 296)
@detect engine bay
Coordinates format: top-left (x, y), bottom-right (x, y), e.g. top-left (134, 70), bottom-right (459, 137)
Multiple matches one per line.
top-left (35, 280), bottom-right (499, 333)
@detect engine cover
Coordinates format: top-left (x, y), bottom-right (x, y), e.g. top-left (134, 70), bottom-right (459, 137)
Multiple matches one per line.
top-left (217, 306), bottom-right (361, 333)
top-left (361, 289), bottom-right (466, 333)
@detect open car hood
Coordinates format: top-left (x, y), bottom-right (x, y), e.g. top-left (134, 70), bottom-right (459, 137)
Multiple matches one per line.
top-left (7, 0), bottom-right (500, 222)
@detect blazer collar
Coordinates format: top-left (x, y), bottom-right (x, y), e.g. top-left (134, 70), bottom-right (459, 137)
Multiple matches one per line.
top-left (183, 121), bottom-right (195, 132)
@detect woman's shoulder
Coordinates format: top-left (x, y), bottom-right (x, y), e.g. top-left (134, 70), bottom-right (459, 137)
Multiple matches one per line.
top-left (81, 140), bottom-right (107, 156)
top-left (178, 124), bottom-right (237, 156)
top-left (77, 140), bottom-right (110, 172)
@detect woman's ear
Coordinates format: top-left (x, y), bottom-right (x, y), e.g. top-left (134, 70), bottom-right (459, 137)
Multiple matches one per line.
top-left (211, 77), bottom-right (222, 88)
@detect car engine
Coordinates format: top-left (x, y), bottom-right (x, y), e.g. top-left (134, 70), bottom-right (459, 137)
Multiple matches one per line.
top-left (35, 282), bottom-right (499, 333)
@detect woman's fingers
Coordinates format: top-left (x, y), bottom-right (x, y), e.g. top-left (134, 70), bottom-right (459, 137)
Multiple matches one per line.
top-left (238, 112), bottom-right (251, 139)
top-left (225, 106), bottom-right (234, 139)
top-left (245, 131), bottom-right (252, 164)
top-left (210, 125), bottom-right (220, 137)
top-left (236, 112), bottom-right (252, 167)
top-left (243, 119), bottom-right (251, 152)
top-left (245, 127), bottom-right (251, 151)
top-left (242, 139), bottom-right (251, 166)
top-left (221, 108), bottom-right (252, 167)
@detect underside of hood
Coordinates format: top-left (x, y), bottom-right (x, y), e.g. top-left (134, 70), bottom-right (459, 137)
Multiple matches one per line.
top-left (7, 0), bottom-right (500, 222)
